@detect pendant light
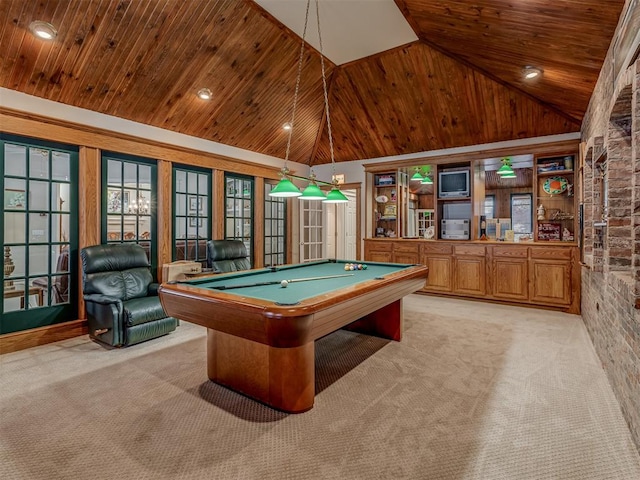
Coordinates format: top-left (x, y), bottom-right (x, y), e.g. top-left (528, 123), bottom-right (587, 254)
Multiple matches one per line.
top-left (270, 167), bottom-right (302, 197)
top-left (299, 171), bottom-right (326, 200)
top-left (411, 167), bottom-right (424, 181)
top-left (420, 165), bottom-right (433, 185)
top-left (497, 157), bottom-right (514, 176)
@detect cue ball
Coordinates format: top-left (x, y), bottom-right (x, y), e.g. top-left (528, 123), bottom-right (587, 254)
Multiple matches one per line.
top-left (280, 280), bottom-right (289, 288)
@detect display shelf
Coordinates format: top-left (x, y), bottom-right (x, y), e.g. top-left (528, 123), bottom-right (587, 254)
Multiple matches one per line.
top-left (373, 174), bottom-right (401, 237)
top-left (534, 153), bottom-right (576, 242)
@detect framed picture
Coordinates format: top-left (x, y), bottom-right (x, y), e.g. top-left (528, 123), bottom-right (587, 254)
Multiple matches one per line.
top-left (188, 195), bottom-right (203, 214)
top-left (189, 217), bottom-right (203, 228)
top-left (383, 204), bottom-right (397, 217)
top-left (4, 189), bottom-right (26, 209)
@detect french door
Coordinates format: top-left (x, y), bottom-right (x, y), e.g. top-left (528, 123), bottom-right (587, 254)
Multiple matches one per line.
top-left (102, 153), bottom-right (157, 276)
top-left (1, 135), bottom-right (78, 334)
top-left (299, 200), bottom-right (325, 262)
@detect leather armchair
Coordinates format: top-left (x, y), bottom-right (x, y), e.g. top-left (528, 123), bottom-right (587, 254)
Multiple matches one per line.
top-left (81, 244), bottom-right (177, 347)
top-left (206, 240), bottom-right (251, 273)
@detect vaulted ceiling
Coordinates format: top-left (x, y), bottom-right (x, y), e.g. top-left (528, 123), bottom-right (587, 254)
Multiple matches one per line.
top-left (0, 0), bottom-right (625, 165)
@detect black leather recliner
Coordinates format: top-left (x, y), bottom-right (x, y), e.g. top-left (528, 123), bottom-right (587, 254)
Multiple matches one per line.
top-left (206, 240), bottom-right (251, 273)
top-left (81, 244), bottom-right (177, 347)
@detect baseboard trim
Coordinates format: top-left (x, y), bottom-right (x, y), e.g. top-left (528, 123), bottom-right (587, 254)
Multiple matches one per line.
top-left (0, 319), bottom-right (88, 354)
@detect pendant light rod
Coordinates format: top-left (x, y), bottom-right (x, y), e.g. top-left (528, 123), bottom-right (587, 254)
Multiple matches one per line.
top-left (315, 0), bottom-right (348, 203)
top-left (283, 0), bottom-right (311, 166)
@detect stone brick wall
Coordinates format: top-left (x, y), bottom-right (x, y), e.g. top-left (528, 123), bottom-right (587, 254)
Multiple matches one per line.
top-left (581, 1), bottom-right (640, 454)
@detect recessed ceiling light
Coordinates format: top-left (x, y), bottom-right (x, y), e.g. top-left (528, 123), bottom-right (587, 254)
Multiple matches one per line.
top-left (522, 66), bottom-right (542, 80)
top-left (283, 122), bottom-right (292, 131)
top-left (197, 88), bottom-right (212, 100)
top-left (29, 20), bottom-right (57, 40)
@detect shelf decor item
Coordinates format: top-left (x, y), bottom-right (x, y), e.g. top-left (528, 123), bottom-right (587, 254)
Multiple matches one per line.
top-left (383, 204), bottom-right (397, 217)
top-left (538, 222), bottom-right (561, 241)
top-left (375, 174), bottom-right (395, 186)
top-left (424, 226), bottom-right (435, 239)
top-left (543, 176), bottom-right (568, 195)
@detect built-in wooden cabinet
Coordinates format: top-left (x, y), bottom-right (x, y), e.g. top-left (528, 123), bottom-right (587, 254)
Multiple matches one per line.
top-left (529, 246), bottom-right (572, 306)
top-left (364, 239), bottom-right (580, 314)
top-left (452, 245), bottom-right (486, 295)
top-left (422, 243), bottom-right (453, 292)
top-left (490, 246), bottom-right (529, 301)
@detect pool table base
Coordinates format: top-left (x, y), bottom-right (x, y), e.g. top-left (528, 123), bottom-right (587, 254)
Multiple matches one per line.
top-left (206, 299), bottom-right (403, 413)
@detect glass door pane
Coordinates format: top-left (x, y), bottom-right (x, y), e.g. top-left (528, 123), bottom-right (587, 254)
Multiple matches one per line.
top-left (173, 167), bottom-right (210, 267)
top-left (225, 174), bottom-right (253, 263)
top-left (102, 154), bottom-right (157, 275)
top-left (2, 137), bottom-right (78, 334)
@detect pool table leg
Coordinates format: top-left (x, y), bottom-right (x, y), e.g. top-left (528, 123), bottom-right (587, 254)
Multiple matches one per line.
top-left (344, 298), bottom-right (403, 341)
top-left (207, 329), bottom-right (315, 413)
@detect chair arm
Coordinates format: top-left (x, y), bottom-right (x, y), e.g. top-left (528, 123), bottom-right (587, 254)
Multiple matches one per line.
top-left (84, 294), bottom-right (123, 309)
top-left (83, 294), bottom-right (124, 346)
top-left (147, 283), bottom-right (160, 296)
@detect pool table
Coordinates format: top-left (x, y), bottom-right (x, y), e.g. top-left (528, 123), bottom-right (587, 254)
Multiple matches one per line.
top-left (158, 259), bottom-right (428, 413)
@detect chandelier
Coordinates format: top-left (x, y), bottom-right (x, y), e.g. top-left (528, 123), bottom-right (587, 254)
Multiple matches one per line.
top-left (269, 0), bottom-right (348, 203)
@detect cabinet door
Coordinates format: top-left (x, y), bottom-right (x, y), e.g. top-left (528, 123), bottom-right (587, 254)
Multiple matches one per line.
top-left (423, 255), bottom-right (453, 292)
top-left (453, 256), bottom-right (486, 295)
top-left (492, 258), bottom-right (528, 300)
top-left (368, 250), bottom-right (393, 263)
top-left (529, 259), bottom-right (571, 305)
top-left (364, 241), bottom-right (393, 263)
top-left (393, 243), bottom-right (420, 264)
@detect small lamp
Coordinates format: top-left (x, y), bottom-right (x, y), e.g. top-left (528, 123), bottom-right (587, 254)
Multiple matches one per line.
top-left (420, 166), bottom-right (433, 185)
top-left (411, 167), bottom-right (424, 181)
top-left (299, 171), bottom-right (326, 201)
top-left (497, 158), bottom-right (514, 176)
top-left (270, 168), bottom-right (302, 197)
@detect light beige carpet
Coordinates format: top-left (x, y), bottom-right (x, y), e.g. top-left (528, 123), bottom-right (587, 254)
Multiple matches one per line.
top-left (1, 295), bottom-right (639, 480)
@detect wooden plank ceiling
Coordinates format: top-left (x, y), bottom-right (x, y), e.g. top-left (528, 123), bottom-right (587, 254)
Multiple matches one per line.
top-left (0, 0), bottom-right (625, 165)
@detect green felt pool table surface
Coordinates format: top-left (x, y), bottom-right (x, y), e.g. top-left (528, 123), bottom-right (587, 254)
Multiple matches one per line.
top-left (181, 259), bottom-right (410, 305)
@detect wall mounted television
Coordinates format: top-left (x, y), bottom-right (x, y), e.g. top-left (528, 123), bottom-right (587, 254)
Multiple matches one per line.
top-left (438, 169), bottom-right (470, 198)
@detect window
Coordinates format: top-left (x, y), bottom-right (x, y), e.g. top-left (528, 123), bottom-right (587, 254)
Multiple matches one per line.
top-left (264, 182), bottom-right (286, 266)
top-left (511, 193), bottom-right (532, 234)
top-left (484, 195), bottom-right (495, 218)
top-left (173, 167), bottom-right (210, 267)
top-left (1, 135), bottom-right (78, 334)
top-left (102, 154), bottom-right (156, 272)
top-left (225, 174), bottom-right (253, 263)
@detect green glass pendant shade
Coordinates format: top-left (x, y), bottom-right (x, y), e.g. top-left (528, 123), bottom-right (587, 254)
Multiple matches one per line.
top-left (420, 175), bottom-right (433, 185)
top-left (411, 171), bottom-right (424, 181)
top-left (299, 182), bottom-right (326, 200)
top-left (269, 177), bottom-right (302, 197)
top-left (323, 187), bottom-right (349, 203)
top-left (497, 163), bottom-right (514, 176)
top-left (501, 172), bottom-right (517, 179)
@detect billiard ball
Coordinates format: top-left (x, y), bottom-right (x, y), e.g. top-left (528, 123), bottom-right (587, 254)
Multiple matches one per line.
top-left (280, 280), bottom-right (289, 288)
